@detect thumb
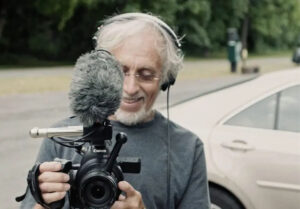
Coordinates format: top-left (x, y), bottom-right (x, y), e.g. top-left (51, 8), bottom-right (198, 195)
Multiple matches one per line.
top-left (118, 181), bottom-right (136, 197)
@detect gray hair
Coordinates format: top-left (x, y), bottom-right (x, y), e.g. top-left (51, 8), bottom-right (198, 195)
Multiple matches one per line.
top-left (93, 13), bottom-right (184, 85)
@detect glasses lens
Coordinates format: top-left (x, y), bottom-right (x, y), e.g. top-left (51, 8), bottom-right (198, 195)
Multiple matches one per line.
top-left (138, 70), bottom-right (160, 83)
top-left (123, 71), bottom-right (160, 83)
top-left (139, 74), bottom-right (155, 82)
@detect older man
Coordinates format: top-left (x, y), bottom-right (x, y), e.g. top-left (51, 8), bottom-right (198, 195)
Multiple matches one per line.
top-left (21, 13), bottom-right (210, 209)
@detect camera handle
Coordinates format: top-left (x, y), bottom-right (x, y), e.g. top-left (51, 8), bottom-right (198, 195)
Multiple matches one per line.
top-left (16, 159), bottom-right (73, 209)
top-left (106, 132), bottom-right (127, 173)
top-left (47, 158), bottom-right (75, 209)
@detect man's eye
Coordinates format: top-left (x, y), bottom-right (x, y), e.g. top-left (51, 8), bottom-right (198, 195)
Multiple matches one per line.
top-left (122, 66), bottom-right (129, 73)
top-left (140, 73), bottom-right (154, 81)
top-left (138, 70), bottom-right (155, 80)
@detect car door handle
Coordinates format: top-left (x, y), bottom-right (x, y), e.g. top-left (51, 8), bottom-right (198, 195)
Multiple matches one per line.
top-left (221, 140), bottom-right (254, 151)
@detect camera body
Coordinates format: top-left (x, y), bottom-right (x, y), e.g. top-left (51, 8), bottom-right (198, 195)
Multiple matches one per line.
top-left (60, 147), bottom-right (124, 209)
top-left (59, 121), bottom-right (141, 209)
top-left (20, 120), bottom-right (141, 209)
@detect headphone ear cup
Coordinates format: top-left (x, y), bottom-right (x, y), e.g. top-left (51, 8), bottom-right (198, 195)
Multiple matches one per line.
top-left (161, 74), bottom-right (176, 91)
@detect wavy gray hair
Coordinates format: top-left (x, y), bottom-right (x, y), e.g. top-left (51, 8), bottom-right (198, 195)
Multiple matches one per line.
top-left (93, 13), bottom-right (184, 86)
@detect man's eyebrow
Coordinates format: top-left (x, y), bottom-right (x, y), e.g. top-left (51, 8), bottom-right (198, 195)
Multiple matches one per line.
top-left (138, 66), bottom-right (156, 71)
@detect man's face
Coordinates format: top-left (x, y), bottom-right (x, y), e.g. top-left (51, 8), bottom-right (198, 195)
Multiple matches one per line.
top-left (111, 31), bottom-right (162, 124)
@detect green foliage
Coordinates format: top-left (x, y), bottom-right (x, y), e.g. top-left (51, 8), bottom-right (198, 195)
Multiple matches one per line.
top-left (1, 0), bottom-right (300, 65)
top-left (34, 0), bottom-right (98, 30)
top-left (176, 0), bottom-right (211, 54)
top-left (35, 0), bottom-right (77, 30)
top-left (207, 0), bottom-right (249, 49)
top-left (249, 0), bottom-right (300, 52)
top-left (109, 0), bottom-right (178, 29)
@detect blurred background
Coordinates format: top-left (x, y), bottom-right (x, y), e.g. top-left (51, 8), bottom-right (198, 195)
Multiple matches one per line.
top-left (1, 0), bottom-right (300, 65)
top-left (1, 1), bottom-right (300, 209)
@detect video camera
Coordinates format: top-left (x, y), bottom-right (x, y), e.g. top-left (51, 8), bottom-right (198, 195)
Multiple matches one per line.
top-left (17, 120), bottom-right (141, 209)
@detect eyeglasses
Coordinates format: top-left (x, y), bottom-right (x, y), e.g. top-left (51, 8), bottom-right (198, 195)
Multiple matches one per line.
top-left (123, 70), bottom-right (161, 83)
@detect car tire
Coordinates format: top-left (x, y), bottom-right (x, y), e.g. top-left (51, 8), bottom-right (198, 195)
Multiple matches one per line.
top-left (209, 186), bottom-right (244, 209)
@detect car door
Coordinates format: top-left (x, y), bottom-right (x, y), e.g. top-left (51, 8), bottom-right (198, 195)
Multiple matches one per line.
top-left (208, 85), bottom-right (300, 209)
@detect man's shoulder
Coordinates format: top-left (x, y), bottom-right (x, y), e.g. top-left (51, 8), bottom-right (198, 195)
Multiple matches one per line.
top-left (170, 120), bottom-right (203, 146)
top-left (156, 111), bottom-right (203, 146)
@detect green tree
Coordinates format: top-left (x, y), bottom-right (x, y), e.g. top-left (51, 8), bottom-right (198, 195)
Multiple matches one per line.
top-left (34, 0), bottom-right (99, 30)
top-left (0, 0), bottom-right (99, 62)
top-left (176, 0), bottom-right (211, 55)
top-left (123, 0), bottom-right (177, 24)
top-left (249, 0), bottom-right (300, 52)
top-left (121, 0), bottom-right (212, 55)
top-left (206, 0), bottom-right (249, 50)
top-left (2, 0), bottom-right (300, 65)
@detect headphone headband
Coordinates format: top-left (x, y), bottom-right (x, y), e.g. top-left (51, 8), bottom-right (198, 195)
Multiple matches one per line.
top-left (97, 13), bottom-right (181, 91)
top-left (102, 13), bottom-right (181, 49)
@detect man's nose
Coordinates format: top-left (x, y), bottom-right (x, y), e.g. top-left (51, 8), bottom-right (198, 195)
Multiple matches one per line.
top-left (123, 74), bottom-right (140, 95)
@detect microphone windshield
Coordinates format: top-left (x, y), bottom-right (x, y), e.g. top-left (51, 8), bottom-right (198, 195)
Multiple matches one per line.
top-left (69, 50), bottom-right (124, 127)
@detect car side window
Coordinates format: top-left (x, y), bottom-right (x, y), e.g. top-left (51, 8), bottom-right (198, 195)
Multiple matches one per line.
top-left (277, 85), bottom-right (300, 132)
top-left (225, 94), bottom-right (277, 130)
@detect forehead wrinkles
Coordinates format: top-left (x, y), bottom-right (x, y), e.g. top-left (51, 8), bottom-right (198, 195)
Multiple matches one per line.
top-left (113, 33), bottom-right (162, 72)
top-left (118, 55), bottom-right (150, 71)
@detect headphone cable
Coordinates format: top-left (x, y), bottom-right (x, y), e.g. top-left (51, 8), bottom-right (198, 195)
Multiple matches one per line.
top-left (166, 85), bottom-right (171, 209)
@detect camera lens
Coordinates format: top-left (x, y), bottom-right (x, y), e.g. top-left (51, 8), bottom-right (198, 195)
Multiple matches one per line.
top-left (91, 184), bottom-right (105, 199)
top-left (85, 180), bottom-right (110, 203)
top-left (80, 172), bottom-right (118, 208)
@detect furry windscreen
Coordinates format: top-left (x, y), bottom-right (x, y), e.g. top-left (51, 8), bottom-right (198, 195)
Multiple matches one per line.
top-left (69, 50), bottom-right (124, 127)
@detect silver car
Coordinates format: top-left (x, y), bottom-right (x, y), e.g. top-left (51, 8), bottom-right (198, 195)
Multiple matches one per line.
top-left (164, 68), bottom-right (300, 209)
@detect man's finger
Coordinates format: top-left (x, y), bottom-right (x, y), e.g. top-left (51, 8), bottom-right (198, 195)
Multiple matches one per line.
top-left (111, 200), bottom-right (125, 209)
top-left (118, 181), bottom-right (136, 197)
top-left (39, 162), bottom-right (62, 173)
top-left (33, 204), bottom-right (45, 209)
top-left (38, 171), bottom-right (70, 183)
top-left (118, 194), bottom-right (126, 201)
top-left (39, 182), bottom-right (70, 193)
top-left (42, 192), bottom-right (66, 204)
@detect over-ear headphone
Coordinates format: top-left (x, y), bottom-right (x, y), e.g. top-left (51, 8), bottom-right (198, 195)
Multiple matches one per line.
top-left (97, 15), bottom-right (180, 209)
top-left (98, 13), bottom-right (182, 91)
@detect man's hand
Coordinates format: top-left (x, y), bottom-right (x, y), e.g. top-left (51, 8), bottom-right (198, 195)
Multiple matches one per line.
top-left (111, 181), bottom-right (145, 209)
top-left (38, 161), bottom-right (70, 204)
top-left (33, 204), bottom-right (45, 209)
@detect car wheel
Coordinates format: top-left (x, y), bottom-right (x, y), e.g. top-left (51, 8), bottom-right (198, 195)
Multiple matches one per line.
top-left (209, 186), bottom-right (244, 209)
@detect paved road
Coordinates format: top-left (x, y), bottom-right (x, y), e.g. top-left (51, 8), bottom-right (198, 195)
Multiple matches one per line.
top-left (0, 56), bottom-right (294, 209)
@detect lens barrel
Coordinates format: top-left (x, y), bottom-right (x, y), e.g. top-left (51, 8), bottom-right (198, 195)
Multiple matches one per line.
top-left (79, 171), bottom-right (118, 208)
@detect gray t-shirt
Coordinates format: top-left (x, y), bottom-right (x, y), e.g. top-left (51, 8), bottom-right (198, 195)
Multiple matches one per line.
top-left (21, 111), bottom-right (210, 209)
